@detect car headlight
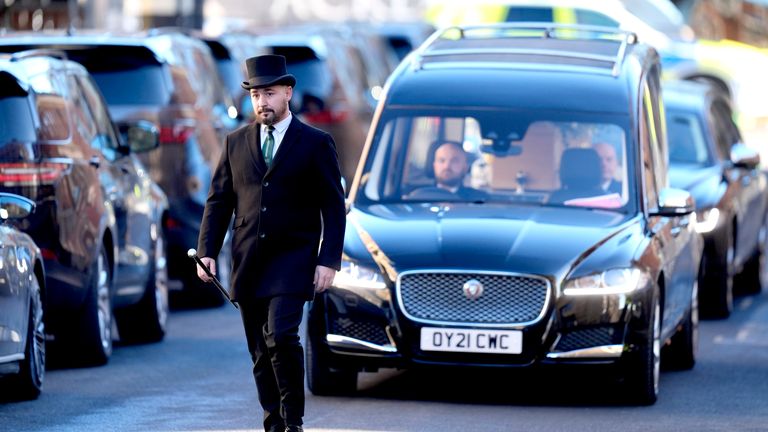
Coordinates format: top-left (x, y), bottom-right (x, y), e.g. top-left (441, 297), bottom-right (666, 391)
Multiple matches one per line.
top-left (695, 208), bottom-right (720, 234)
top-left (333, 260), bottom-right (386, 290)
top-left (563, 267), bottom-right (648, 296)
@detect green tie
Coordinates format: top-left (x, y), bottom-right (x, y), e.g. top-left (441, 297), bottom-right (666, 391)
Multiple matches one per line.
top-left (262, 126), bottom-right (275, 166)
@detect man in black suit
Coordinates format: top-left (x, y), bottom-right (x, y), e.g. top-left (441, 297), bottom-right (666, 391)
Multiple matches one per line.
top-left (594, 142), bottom-right (622, 194)
top-left (408, 141), bottom-right (488, 201)
top-left (196, 55), bottom-right (345, 432)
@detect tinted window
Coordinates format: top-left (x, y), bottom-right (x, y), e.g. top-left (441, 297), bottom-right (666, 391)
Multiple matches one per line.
top-left (0, 97), bottom-right (36, 145)
top-left (270, 46), bottom-right (332, 108)
top-left (35, 94), bottom-right (70, 142)
top-left (667, 111), bottom-right (710, 165)
top-left (358, 107), bottom-right (631, 211)
top-left (59, 46), bottom-right (172, 106)
top-left (89, 65), bottom-right (170, 106)
top-left (77, 75), bottom-right (122, 162)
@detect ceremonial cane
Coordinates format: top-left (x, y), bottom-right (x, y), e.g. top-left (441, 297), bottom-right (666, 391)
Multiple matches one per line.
top-left (187, 248), bottom-right (239, 309)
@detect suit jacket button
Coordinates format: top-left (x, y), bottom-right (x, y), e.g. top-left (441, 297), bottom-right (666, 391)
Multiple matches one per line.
top-left (259, 233), bottom-right (266, 239)
top-left (261, 206), bottom-right (267, 212)
top-left (264, 181), bottom-right (269, 187)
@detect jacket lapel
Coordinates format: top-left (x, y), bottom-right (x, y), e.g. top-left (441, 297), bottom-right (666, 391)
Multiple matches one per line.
top-left (246, 122), bottom-right (267, 175)
top-left (267, 116), bottom-right (301, 173)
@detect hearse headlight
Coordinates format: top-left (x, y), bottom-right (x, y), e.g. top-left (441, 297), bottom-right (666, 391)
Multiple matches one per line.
top-left (563, 267), bottom-right (649, 296)
top-left (333, 260), bottom-right (386, 290)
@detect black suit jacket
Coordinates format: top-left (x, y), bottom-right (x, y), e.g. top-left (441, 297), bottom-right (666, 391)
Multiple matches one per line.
top-left (197, 116), bottom-right (346, 302)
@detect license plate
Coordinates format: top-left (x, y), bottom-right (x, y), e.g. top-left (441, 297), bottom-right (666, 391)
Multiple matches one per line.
top-left (420, 327), bottom-right (522, 354)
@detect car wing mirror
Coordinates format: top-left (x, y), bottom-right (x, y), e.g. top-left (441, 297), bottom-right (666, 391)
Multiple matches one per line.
top-left (730, 142), bottom-right (760, 169)
top-left (0, 192), bottom-right (35, 221)
top-left (651, 187), bottom-right (695, 217)
top-left (118, 120), bottom-right (159, 154)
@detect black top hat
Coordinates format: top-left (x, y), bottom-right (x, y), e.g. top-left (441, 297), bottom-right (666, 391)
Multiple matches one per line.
top-left (241, 54), bottom-right (297, 90)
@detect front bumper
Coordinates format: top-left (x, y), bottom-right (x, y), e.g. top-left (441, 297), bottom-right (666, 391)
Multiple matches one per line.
top-left (309, 279), bottom-right (650, 372)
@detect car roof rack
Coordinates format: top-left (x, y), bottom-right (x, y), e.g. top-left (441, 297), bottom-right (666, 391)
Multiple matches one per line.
top-left (415, 22), bottom-right (638, 77)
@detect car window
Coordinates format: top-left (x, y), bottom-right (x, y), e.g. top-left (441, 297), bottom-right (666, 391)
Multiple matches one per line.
top-left (35, 93), bottom-right (70, 142)
top-left (271, 46), bottom-right (333, 107)
top-left (77, 75), bottom-right (122, 162)
top-left (640, 84), bottom-right (660, 212)
top-left (0, 76), bottom-right (36, 146)
top-left (358, 108), bottom-right (631, 211)
top-left (667, 111), bottom-right (710, 165)
top-left (66, 75), bottom-right (98, 148)
top-left (68, 47), bottom-right (172, 106)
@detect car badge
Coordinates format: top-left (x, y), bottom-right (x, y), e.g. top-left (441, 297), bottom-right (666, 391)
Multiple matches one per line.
top-left (462, 279), bottom-right (484, 300)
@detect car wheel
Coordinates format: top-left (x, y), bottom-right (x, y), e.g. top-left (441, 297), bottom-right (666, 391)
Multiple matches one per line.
top-left (735, 216), bottom-right (767, 295)
top-left (77, 245), bottom-right (113, 366)
top-left (306, 332), bottom-right (357, 396)
top-left (116, 229), bottom-right (169, 343)
top-left (7, 275), bottom-right (45, 400)
top-left (623, 292), bottom-right (660, 405)
top-left (703, 228), bottom-right (735, 318)
top-left (663, 273), bottom-right (699, 370)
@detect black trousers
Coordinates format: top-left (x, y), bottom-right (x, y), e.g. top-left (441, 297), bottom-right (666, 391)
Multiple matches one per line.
top-left (239, 295), bottom-right (306, 432)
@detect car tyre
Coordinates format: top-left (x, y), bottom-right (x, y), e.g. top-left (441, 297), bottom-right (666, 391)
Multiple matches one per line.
top-left (77, 245), bottom-right (113, 366)
top-left (6, 275), bottom-right (45, 400)
top-left (116, 229), bottom-right (169, 343)
top-left (735, 216), bottom-right (767, 295)
top-left (702, 227), bottom-right (735, 318)
top-left (305, 299), bottom-right (357, 396)
top-left (622, 292), bottom-right (660, 405)
top-left (306, 333), bottom-right (357, 396)
top-left (663, 274), bottom-right (698, 370)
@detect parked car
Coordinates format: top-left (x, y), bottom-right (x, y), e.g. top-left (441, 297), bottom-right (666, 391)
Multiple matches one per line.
top-left (199, 31), bottom-right (264, 125)
top-left (253, 28), bottom-right (375, 186)
top-left (665, 80), bottom-right (768, 318)
top-left (306, 23), bottom-right (702, 405)
top-left (0, 31), bottom-right (237, 306)
top-left (0, 50), bottom-right (168, 366)
top-left (372, 21), bottom-right (436, 61)
top-left (0, 193), bottom-right (45, 400)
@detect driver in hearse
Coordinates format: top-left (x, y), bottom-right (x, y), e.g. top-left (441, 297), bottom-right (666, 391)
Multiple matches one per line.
top-left (408, 141), bottom-right (489, 201)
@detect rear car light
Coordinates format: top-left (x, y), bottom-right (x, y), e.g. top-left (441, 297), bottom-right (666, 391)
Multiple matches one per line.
top-left (303, 109), bottom-right (350, 124)
top-left (0, 162), bottom-right (69, 186)
top-left (159, 122), bottom-right (196, 145)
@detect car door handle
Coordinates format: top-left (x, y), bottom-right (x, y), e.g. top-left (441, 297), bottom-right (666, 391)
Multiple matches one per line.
top-left (89, 155), bottom-right (100, 168)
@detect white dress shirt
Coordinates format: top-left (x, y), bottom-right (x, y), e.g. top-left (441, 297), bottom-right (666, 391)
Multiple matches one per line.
top-left (260, 113), bottom-right (292, 161)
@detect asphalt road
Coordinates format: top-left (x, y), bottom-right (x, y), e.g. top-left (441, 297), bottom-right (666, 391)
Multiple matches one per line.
top-left (1, 289), bottom-right (767, 432)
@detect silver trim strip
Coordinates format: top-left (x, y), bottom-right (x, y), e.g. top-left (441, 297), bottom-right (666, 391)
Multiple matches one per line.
top-left (396, 269), bottom-right (552, 328)
top-left (421, 48), bottom-right (616, 64)
top-left (0, 353), bottom-right (24, 363)
top-left (326, 334), bottom-right (398, 353)
top-left (546, 344), bottom-right (624, 359)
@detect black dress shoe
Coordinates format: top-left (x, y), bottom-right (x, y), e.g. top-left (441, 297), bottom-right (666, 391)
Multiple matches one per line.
top-left (285, 426), bottom-right (303, 432)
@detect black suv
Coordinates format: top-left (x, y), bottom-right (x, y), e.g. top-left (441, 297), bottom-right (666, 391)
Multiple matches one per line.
top-left (0, 51), bottom-right (168, 366)
top-left (0, 31), bottom-right (237, 306)
top-left (307, 24), bottom-right (702, 405)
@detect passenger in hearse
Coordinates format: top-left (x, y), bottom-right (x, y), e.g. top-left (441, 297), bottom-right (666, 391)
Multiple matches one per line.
top-left (407, 141), bottom-right (489, 201)
top-left (593, 142), bottom-right (623, 194)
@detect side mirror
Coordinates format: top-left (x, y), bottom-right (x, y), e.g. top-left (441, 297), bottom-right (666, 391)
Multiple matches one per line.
top-left (652, 187), bottom-right (695, 216)
top-left (0, 192), bottom-right (35, 221)
top-left (730, 142), bottom-right (760, 169)
top-left (118, 120), bottom-right (159, 153)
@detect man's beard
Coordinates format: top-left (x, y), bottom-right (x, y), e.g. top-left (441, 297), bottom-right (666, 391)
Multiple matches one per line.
top-left (437, 172), bottom-right (463, 188)
top-left (259, 109), bottom-right (275, 125)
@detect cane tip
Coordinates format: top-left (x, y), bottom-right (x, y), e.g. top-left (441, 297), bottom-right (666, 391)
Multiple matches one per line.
top-left (187, 248), bottom-right (197, 258)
